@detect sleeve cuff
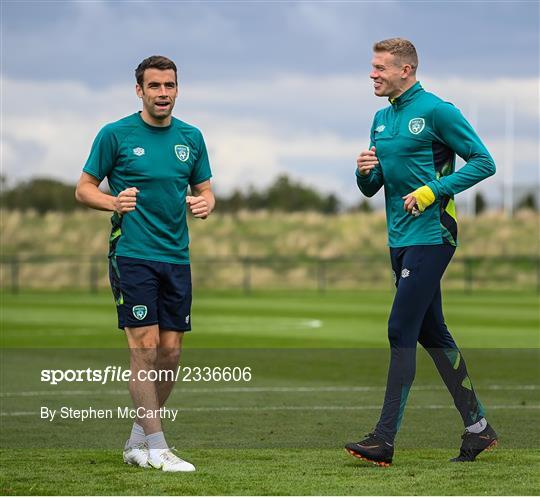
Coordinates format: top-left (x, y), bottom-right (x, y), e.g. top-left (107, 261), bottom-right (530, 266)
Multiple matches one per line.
top-left (425, 181), bottom-right (440, 199)
top-left (355, 169), bottom-right (372, 181)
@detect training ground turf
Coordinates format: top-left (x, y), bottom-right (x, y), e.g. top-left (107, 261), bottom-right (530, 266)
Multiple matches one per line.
top-left (1, 289), bottom-right (539, 495)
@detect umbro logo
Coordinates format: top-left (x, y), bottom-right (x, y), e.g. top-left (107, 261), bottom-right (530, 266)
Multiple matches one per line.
top-left (133, 147), bottom-right (145, 157)
top-left (375, 125), bottom-right (386, 133)
top-left (401, 268), bottom-right (411, 278)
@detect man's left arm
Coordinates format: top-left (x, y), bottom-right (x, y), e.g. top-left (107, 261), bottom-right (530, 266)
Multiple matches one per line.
top-left (187, 180), bottom-right (215, 219)
top-left (403, 102), bottom-right (496, 214)
top-left (426, 102), bottom-right (496, 198)
top-left (186, 130), bottom-right (214, 219)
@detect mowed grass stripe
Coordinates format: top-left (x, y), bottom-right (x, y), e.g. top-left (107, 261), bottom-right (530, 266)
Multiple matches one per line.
top-left (2, 290), bottom-right (539, 348)
top-left (1, 449), bottom-right (539, 495)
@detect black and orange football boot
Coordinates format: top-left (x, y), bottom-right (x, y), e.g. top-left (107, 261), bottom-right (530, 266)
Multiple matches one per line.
top-left (450, 423), bottom-right (498, 462)
top-left (345, 432), bottom-right (394, 467)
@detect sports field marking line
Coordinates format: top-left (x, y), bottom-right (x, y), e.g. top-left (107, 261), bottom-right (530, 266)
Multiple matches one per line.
top-left (1, 404), bottom-right (539, 417)
top-left (1, 384), bottom-right (538, 397)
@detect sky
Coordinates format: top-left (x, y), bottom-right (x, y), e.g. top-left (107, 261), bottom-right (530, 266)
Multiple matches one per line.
top-left (2, 1), bottom-right (539, 209)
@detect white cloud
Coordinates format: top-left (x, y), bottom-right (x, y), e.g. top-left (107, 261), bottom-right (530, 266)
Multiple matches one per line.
top-left (1, 74), bottom-right (538, 207)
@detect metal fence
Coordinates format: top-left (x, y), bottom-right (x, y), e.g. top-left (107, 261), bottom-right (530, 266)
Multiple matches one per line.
top-left (1, 255), bottom-right (539, 294)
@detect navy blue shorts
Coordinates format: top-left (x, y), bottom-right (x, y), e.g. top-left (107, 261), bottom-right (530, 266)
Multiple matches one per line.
top-left (109, 256), bottom-right (192, 332)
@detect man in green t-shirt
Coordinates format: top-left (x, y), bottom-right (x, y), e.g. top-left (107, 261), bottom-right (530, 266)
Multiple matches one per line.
top-left (345, 39), bottom-right (497, 466)
top-left (76, 55), bottom-right (214, 472)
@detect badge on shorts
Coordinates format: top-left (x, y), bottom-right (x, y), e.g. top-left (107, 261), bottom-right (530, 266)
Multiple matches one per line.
top-left (174, 145), bottom-right (190, 162)
top-left (408, 118), bottom-right (425, 135)
top-left (132, 305), bottom-right (148, 320)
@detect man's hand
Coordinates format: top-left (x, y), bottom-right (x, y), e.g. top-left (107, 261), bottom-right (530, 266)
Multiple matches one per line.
top-left (114, 187), bottom-right (139, 214)
top-left (402, 185), bottom-right (435, 216)
top-left (357, 146), bottom-right (379, 176)
top-left (186, 195), bottom-right (210, 219)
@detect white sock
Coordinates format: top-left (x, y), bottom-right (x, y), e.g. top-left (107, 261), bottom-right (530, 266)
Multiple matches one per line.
top-left (147, 431), bottom-right (168, 459)
top-left (126, 422), bottom-right (145, 448)
top-left (466, 417), bottom-right (487, 434)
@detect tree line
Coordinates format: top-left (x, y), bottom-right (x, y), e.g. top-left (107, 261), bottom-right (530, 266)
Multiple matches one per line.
top-left (1, 175), bottom-right (536, 215)
top-left (0, 175), bottom-right (370, 215)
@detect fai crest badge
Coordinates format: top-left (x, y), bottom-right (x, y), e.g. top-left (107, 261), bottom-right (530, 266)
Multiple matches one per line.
top-left (408, 118), bottom-right (425, 135)
top-left (175, 145), bottom-right (190, 162)
top-left (132, 305), bottom-right (148, 320)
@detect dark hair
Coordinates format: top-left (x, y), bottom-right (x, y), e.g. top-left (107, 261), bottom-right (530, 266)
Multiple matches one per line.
top-left (373, 38), bottom-right (418, 72)
top-left (135, 55), bottom-right (178, 86)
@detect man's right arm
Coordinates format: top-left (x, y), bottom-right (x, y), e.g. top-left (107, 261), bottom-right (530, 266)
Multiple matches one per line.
top-left (75, 173), bottom-right (115, 211)
top-left (356, 148), bottom-right (384, 196)
top-left (355, 121), bottom-right (384, 197)
top-left (75, 172), bottom-right (138, 214)
top-left (76, 125), bottom-right (139, 214)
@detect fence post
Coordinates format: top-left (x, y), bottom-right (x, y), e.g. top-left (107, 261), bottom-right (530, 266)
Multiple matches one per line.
top-left (464, 257), bottom-right (473, 293)
top-left (536, 257), bottom-right (540, 294)
top-left (317, 259), bottom-right (326, 293)
top-left (242, 258), bottom-right (251, 295)
top-left (10, 256), bottom-right (19, 294)
top-left (89, 257), bottom-right (99, 294)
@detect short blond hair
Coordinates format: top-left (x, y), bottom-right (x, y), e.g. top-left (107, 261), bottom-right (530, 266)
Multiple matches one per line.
top-left (373, 38), bottom-right (418, 71)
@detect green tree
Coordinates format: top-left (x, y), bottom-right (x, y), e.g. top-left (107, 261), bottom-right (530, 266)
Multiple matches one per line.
top-left (516, 193), bottom-right (537, 212)
top-left (349, 199), bottom-right (373, 213)
top-left (0, 178), bottom-right (79, 214)
top-left (474, 192), bottom-right (487, 215)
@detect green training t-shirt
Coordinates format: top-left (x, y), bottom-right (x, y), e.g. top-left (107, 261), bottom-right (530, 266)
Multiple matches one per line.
top-left (356, 82), bottom-right (495, 247)
top-left (83, 112), bottom-right (212, 264)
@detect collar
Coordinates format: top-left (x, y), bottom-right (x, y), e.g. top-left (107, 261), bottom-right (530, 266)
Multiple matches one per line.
top-left (137, 111), bottom-right (173, 132)
top-left (388, 81), bottom-right (423, 108)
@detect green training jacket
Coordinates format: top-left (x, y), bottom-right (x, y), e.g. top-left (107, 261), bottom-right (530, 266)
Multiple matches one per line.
top-left (356, 82), bottom-right (495, 247)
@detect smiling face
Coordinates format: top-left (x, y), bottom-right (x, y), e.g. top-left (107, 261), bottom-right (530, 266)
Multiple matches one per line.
top-left (370, 51), bottom-right (414, 99)
top-left (136, 68), bottom-right (178, 126)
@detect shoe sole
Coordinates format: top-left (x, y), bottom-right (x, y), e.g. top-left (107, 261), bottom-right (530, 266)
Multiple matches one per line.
top-left (124, 459), bottom-right (149, 468)
top-left (345, 448), bottom-right (391, 467)
top-left (486, 439), bottom-right (498, 451)
top-left (148, 462), bottom-right (195, 472)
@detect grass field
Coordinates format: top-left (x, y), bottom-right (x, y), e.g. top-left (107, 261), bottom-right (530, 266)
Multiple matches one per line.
top-left (1, 289), bottom-right (539, 495)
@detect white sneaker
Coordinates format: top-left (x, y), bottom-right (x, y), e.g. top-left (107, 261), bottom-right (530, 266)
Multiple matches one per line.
top-left (148, 448), bottom-right (196, 472)
top-left (123, 441), bottom-right (149, 468)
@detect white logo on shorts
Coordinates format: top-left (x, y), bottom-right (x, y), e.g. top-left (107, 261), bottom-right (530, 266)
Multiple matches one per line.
top-left (375, 125), bottom-right (386, 133)
top-left (185, 315), bottom-right (190, 324)
top-left (401, 268), bottom-right (411, 278)
top-left (132, 305), bottom-right (148, 320)
top-left (133, 147), bottom-right (145, 156)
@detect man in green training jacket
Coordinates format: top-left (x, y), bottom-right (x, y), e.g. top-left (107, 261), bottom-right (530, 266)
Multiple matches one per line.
top-left (76, 55), bottom-right (214, 472)
top-left (345, 38), bottom-right (497, 466)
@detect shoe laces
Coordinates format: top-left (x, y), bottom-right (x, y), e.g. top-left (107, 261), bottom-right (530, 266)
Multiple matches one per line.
top-left (161, 447), bottom-right (185, 465)
top-left (126, 440), bottom-right (148, 451)
top-left (360, 432), bottom-right (379, 444)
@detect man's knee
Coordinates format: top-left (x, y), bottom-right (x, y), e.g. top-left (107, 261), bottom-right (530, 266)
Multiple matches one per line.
top-left (157, 348), bottom-right (180, 369)
top-left (130, 347), bottom-right (158, 368)
top-left (419, 323), bottom-right (456, 349)
top-left (125, 326), bottom-right (160, 367)
top-left (125, 326), bottom-right (160, 348)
